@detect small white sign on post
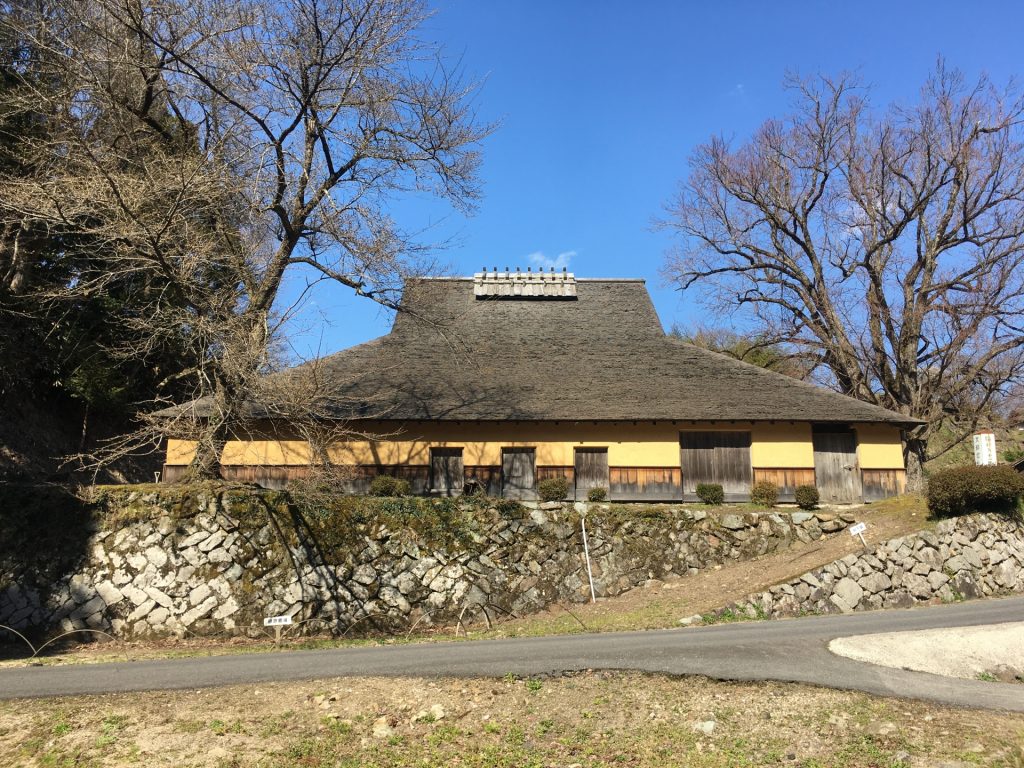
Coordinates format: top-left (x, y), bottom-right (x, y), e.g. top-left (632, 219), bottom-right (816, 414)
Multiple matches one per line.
top-left (264, 615), bottom-right (293, 644)
top-left (973, 431), bottom-right (998, 466)
top-left (849, 521), bottom-right (867, 548)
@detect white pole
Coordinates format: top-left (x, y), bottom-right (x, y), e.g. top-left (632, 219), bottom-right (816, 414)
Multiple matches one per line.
top-left (580, 512), bottom-right (597, 603)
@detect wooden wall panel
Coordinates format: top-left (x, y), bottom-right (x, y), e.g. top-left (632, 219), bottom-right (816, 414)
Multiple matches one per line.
top-left (464, 465), bottom-right (501, 497)
top-left (753, 468), bottom-right (816, 501)
top-left (862, 469), bottom-right (905, 502)
top-left (430, 448), bottom-right (464, 497)
top-left (501, 447), bottom-right (537, 499)
top-left (574, 448), bottom-right (609, 500)
top-left (680, 431), bottom-right (752, 501)
top-left (166, 465), bottom-right (311, 490)
top-left (610, 467), bottom-right (682, 502)
top-left (536, 466), bottom-right (574, 500)
top-left (813, 429), bottom-right (863, 503)
top-left (536, 466), bottom-right (574, 482)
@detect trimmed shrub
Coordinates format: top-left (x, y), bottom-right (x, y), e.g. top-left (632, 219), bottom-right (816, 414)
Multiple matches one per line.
top-left (926, 464), bottom-right (1024, 518)
top-left (369, 475), bottom-right (412, 497)
top-left (587, 486), bottom-right (608, 502)
top-left (696, 483), bottom-right (724, 505)
top-left (749, 480), bottom-right (779, 507)
top-left (538, 476), bottom-right (570, 502)
top-left (794, 484), bottom-right (820, 510)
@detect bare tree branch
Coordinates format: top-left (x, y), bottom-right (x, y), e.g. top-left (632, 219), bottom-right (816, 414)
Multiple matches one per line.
top-left (661, 63), bottom-right (1024, 489)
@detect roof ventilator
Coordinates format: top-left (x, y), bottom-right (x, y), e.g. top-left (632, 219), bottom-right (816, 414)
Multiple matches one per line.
top-left (473, 266), bottom-right (577, 299)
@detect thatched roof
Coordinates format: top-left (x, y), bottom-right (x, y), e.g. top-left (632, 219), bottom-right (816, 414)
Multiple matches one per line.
top-left (306, 277), bottom-right (921, 426)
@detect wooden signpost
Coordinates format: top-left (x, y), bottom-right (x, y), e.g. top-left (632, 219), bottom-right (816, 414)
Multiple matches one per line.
top-left (849, 521), bottom-right (867, 548)
top-left (263, 615), bottom-right (293, 644)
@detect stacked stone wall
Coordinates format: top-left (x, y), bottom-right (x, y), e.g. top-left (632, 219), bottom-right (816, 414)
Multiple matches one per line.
top-left (0, 487), bottom-right (852, 638)
top-left (728, 514), bottom-right (1024, 618)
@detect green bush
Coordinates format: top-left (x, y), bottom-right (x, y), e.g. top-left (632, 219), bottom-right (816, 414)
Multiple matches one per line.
top-left (538, 476), bottom-right (570, 502)
top-left (926, 464), bottom-right (1024, 518)
top-left (368, 475), bottom-right (412, 497)
top-left (696, 483), bottom-right (724, 505)
top-left (587, 486), bottom-right (608, 502)
top-left (794, 484), bottom-right (820, 510)
top-left (1003, 447), bottom-right (1024, 464)
top-left (749, 481), bottom-right (779, 507)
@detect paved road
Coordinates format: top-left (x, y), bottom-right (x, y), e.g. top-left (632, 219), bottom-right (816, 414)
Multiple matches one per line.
top-left (1, 597), bottom-right (1022, 710)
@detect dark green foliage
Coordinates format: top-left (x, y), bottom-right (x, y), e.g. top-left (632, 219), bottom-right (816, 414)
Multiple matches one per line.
top-left (749, 481), bottom-right (779, 507)
top-left (1003, 447), bottom-right (1024, 464)
top-left (926, 464), bottom-right (1024, 518)
top-left (538, 476), bottom-right (570, 502)
top-left (587, 486), bottom-right (608, 502)
top-left (669, 326), bottom-right (808, 379)
top-left (0, 484), bottom-right (95, 592)
top-left (0, 14), bottom-right (202, 477)
top-left (794, 484), bottom-right (820, 510)
top-left (696, 483), bottom-right (724, 505)
top-left (368, 475), bottom-right (411, 497)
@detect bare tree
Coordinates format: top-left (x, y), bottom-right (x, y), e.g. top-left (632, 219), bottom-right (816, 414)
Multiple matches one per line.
top-left (662, 63), bottom-right (1024, 490)
top-left (1, 0), bottom-right (490, 479)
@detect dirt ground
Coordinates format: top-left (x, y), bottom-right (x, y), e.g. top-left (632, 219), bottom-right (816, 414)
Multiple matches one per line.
top-left (2, 671), bottom-right (1022, 768)
top-left (3, 496), bottom-right (1018, 767)
top-left (0, 495), bottom-right (934, 667)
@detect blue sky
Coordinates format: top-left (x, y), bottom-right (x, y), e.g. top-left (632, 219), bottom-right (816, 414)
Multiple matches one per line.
top-left (278, 0), bottom-right (1024, 361)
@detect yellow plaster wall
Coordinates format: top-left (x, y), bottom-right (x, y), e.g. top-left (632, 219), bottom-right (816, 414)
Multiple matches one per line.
top-left (675, 423), bottom-right (814, 467)
top-left (855, 424), bottom-right (905, 469)
top-left (166, 439), bottom-right (198, 465)
top-left (167, 421), bottom-right (828, 469)
top-left (327, 422), bottom-right (683, 466)
top-left (753, 423), bottom-right (814, 467)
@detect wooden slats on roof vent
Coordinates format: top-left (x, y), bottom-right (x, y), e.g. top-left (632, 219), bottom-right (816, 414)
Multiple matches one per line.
top-left (473, 267), bottom-right (577, 299)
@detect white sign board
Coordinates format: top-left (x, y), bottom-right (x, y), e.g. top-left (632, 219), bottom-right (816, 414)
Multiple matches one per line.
top-left (263, 615), bottom-right (293, 627)
top-left (973, 432), bottom-right (998, 466)
top-left (849, 521), bottom-right (868, 547)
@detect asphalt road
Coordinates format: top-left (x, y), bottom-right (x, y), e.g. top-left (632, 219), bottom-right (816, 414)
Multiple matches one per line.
top-left (1, 597), bottom-right (1023, 710)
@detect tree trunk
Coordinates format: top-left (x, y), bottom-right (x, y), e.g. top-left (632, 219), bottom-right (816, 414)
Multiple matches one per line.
top-left (185, 374), bottom-right (238, 481)
top-left (904, 435), bottom-right (928, 494)
top-left (78, 401), bottom-right (90, 454)
top-left (186, 422), bottom-right (227, 481)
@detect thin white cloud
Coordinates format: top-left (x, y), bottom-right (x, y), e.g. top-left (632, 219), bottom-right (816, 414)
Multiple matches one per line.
top-left (526, 249), bottom-right (576, 271)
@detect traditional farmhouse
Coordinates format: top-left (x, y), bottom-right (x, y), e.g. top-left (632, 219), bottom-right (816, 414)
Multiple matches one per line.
top-left (164, 271), bottom-right (921, 503)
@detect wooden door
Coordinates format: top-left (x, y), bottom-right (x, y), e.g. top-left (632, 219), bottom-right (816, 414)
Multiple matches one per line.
top-left (501, 447), bottom-right (536, 499)
top-left (431, 448), bottom-right (464, 496)
top-left (680, 431), bottom-right (752, 501)
top-left (574, 448), bottom-right (609, 500)
top-left (813, 429), bottom-right (862, 503)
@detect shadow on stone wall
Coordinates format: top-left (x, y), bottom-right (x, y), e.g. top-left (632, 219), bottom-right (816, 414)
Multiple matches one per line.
top-left (0, 484), bottom-right (96, 644)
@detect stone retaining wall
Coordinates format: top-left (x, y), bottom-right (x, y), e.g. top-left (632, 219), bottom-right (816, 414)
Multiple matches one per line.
top-left (727, 513), bottom-right (1024, 618)
top-left (0, 487), bottom-right (851, 638)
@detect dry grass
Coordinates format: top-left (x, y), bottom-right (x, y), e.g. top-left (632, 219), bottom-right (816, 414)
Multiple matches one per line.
top-left (1, 671), bottom-right (1022, 767)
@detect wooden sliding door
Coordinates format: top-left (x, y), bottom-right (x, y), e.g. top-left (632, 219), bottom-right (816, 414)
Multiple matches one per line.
top-left (680, 431), bottom-right (752, 501)
top-left (430, 447), bottom-right (464, 496)
top-left (812, 428), bottom-right (862, 503)
top-left (501, 447), bottom-right (536, 499)
top-left (574, 447), bottom-right (609, 500)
